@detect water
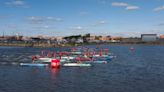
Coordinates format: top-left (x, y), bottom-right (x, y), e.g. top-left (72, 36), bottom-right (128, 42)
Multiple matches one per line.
top-left (0, 45), bottom-right (164, 92)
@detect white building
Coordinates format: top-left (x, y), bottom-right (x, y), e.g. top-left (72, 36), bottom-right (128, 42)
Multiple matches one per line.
top-left (141, 34), bottom-right (157, 42)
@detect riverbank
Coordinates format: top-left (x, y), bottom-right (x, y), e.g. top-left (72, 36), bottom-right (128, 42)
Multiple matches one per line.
top-left (0, 43), bottom-right (55, 48)
top-left (1, 42), bottom-right (164, 48)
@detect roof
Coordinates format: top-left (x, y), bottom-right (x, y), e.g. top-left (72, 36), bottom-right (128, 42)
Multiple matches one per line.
top-left (141, 34), bottom-right (157, 37)
top-left (141, 34), bottom-right (157, 36)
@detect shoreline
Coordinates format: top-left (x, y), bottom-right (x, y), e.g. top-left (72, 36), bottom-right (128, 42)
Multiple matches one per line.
top-left (1, 42), bottom-right (164, 48)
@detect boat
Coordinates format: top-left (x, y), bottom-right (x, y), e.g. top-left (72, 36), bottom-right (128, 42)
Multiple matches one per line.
top-left (60, 59), bottom-right (71, 63)
top-left (93, 54), bottom-right (110, 58)
top-left (71, 51), bottom-right (82, 55)
top-left (61, 56), bottom-right (76, 60)
top-left (92, 61), bottom-right (107, 64)
top-left (30, 47), bottom-right (115, 67)
top-left (63, 63), bottom-right (91, 67)
top-left (20, 63), bottom-right (49, 67)
top-left (36, 57), bottom-right (71, 63)
top-left (37, 57), bottom-right (52, 62)
top-left (85, 61), bottom-right (107, 64)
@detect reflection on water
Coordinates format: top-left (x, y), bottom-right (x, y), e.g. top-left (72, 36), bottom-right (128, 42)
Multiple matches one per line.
top-left (51, 68), bottom-right (60, 75)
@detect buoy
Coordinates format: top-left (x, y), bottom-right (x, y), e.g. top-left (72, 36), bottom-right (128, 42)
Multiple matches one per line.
top-left (51, 59), bottom-right (60, 68)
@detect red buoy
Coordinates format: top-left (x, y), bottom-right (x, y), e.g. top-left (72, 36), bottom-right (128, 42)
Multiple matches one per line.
top-left (51, 59), bottom-right (60, 68)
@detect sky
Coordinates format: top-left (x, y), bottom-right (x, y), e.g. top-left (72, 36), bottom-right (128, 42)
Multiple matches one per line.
top-left (0, 0), bottom-right (164, 37)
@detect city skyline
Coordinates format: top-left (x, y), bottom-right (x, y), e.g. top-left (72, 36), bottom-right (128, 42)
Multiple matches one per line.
top-left (0, 0), bottom-right (164, 37)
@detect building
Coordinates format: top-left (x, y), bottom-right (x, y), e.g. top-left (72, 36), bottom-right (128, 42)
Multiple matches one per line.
top-left (121, 37), bottom-right (141, 43)
top-left (141, 34), bottom-right (157, 42)
top-left (160, 35), bottom-right (164, 39)
top-left (99, 36), bottom-right (111, 42)
top-left (0, 36), bottom-right (22, 42)
top-left (0, 36), bottom-right (7, 42)
top-left (110, 37), bottom-right (122, 42)
top-left (76, 38), bottom-right (84, 43)
top-left (87, 36), bottom-right (96, 42)
top-left (157, 35), bottom-right (164, 43)
top-left (15, 33), bottom-right (23, 41)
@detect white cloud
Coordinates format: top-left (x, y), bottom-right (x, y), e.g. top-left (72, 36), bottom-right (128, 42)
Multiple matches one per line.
top-left (99, 20), bottom-right (107, 24)
top-left (112, 2), bottom-right (128, 7)
top-left (126, 6), bottom-right (140, 10)
top-left (112, 2), bottom-right (139, 11)
top-left (70, 26), bottom-right (84, 31)
top-left (92, 20), bottom-right (108, 26)
top-left (28, 16), bottom-right (62, 24)
top-left (5, 0), bottom-right (29, 8)
top-left (154, 5), bottom-right (164, 11)
top-left (29, 16), bottom-right (43, 21)
top-left (32, 25), bottom-right (50, 29)
top-left (47, 17), bottom-right (63, 21)
top-left (28, 16), bottom-right (44, 24)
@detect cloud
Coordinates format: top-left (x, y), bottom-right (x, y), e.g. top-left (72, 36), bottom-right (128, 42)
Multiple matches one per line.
top-left (92, 20), bottom-right (108, 26)
top-left (47, 17), bottom-right (63, 22)
top-left (126, 6), bottom-right (140, 10)
top-left (112, 2), bottom-right (128, 7)
top-left (28, 16), bottom-right (62, 24)
top-left (70, 26), bottom-right (84, 31)
top-left (28, 16), bottom-right (45, 24)
top-left (154, 5), bottom-right (164, 11)
top-left (99, 20), bottom-right (107, 24)
top-left (5, 0), bottom-right (29, 8)
top-left (112, 2), bottom-right (139, 11)
top-left (32, 25), bottom-right (51, 29)
top-left (69, 20), bottom-right (108, 32)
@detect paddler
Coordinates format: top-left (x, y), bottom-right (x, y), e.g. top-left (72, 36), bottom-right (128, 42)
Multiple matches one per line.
top-left (32, 55), bottom-right (37, 63)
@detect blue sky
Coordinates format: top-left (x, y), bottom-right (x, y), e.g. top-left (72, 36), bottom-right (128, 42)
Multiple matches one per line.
top-left (0, 0), bottom-right (164, 37)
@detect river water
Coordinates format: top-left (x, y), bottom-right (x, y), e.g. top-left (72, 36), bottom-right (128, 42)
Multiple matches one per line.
top-left (0, 45), bottom-right (164, 92)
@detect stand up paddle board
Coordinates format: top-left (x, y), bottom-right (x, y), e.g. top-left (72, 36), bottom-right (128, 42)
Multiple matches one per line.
top-left (20, 63), bottom-right (48, 67)
top-left (63, 63), bottom-right (91, 67)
